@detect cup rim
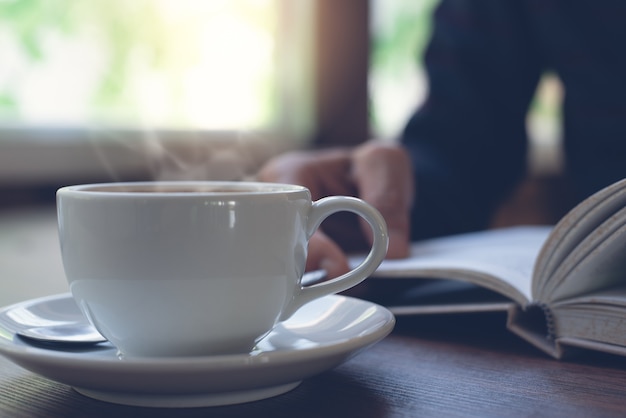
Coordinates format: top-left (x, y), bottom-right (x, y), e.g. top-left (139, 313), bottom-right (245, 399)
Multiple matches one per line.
top-left (57, 181), bottom-right (309, 196)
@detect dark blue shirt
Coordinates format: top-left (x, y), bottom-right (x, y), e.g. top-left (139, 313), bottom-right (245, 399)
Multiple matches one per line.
top-left (402, 0), bottom-right (626, 239)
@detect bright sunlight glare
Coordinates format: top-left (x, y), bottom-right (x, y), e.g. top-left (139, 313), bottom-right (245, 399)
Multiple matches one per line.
top-left (0, 0), bottom-right (277, 131)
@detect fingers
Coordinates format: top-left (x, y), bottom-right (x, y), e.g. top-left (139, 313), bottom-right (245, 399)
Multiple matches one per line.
top-left (257, 149), bottom-right (356, 279)
top-left (255, 151), bottom-right (317, 191)
top-left (256, 149), bottom-right (353, 199)
top-left (257, 142), bottom-right (415, 263)
top-left (305, 231), bottom-right (351, 278)
top-left (351, 142), bottom-right (414, 259)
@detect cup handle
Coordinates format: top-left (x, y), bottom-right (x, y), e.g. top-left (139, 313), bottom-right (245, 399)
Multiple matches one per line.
top-left (280, 196), bottom-right (389, 320)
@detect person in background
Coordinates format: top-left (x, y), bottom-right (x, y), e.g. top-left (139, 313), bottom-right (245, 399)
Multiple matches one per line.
top-left (257, 0), bottom-right (626, 278)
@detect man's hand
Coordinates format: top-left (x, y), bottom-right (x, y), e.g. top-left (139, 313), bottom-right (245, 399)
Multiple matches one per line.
top-left (257, 141), bottom-right (414, 278)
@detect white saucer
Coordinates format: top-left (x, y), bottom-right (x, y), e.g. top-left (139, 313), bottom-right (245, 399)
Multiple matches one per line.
top-left (0, 293), bottom-right (394, 408)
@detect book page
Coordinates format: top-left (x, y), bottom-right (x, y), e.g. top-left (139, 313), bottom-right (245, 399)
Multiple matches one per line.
top-left (533, 178), bottom-right (626, 298)
top-left (551, 284), bottom-right (626, 350)
top-left (545, 214), bottom-right (626, 303)
top-left (349, 226), bottom-right (551, 307)
top-left (554, 284), bottom-right (626, 307)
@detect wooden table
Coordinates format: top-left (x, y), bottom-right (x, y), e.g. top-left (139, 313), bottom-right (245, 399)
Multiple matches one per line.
top-left (3, 208), bottom-right (626, 417)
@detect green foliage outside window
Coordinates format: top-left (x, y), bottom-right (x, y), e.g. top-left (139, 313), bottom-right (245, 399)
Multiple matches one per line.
top-left (369, 0), bottom-right (439, 138)
top-left (0, 0), bottom-right (278, 131)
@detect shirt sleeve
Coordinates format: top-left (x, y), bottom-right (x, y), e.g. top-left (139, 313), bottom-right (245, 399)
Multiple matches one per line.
top-left (401, 0), bottom-right (542, 240)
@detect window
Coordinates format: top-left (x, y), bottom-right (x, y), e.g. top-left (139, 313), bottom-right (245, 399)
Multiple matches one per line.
top-left (0, 0), bottom-right (314, 183)
top-left (369, 0), bottom-right (438, 139)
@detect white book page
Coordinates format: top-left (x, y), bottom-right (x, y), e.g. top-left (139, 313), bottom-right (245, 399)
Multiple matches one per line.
top-left (533, 178), bottom-right (626, 297)
top-left (546, 216), bottom-right (626, 303)
top-left (350, 226), bottom-right (552, 306)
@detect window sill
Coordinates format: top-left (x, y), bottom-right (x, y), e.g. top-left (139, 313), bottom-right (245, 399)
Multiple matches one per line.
top-left (0, 127), bottom-right (300, 186)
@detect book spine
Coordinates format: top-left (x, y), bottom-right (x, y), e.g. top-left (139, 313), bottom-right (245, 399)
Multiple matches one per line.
top-left (506, 304), bottom-right (563, 359)
top-left (536, 302), bottom-right (556, 342)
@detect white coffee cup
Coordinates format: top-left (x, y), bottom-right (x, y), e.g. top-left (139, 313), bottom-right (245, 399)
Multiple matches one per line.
top-left (56, 181), bottom-right (388, 357)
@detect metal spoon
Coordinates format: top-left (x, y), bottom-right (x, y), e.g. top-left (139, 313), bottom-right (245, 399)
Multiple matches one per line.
top-left (17, 324), bottom-right (108, 347)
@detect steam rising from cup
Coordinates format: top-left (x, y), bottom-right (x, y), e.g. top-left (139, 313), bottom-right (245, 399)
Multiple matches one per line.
top-left (86, 128), bottom-right (287, 182)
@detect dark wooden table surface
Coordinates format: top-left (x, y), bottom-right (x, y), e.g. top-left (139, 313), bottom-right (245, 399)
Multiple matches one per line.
top-left (3, 311), bottom-right (626, 418)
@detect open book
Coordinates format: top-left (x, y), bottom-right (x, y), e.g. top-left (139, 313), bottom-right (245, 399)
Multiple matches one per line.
top-left (350, 178), bottom-right (626, 359)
